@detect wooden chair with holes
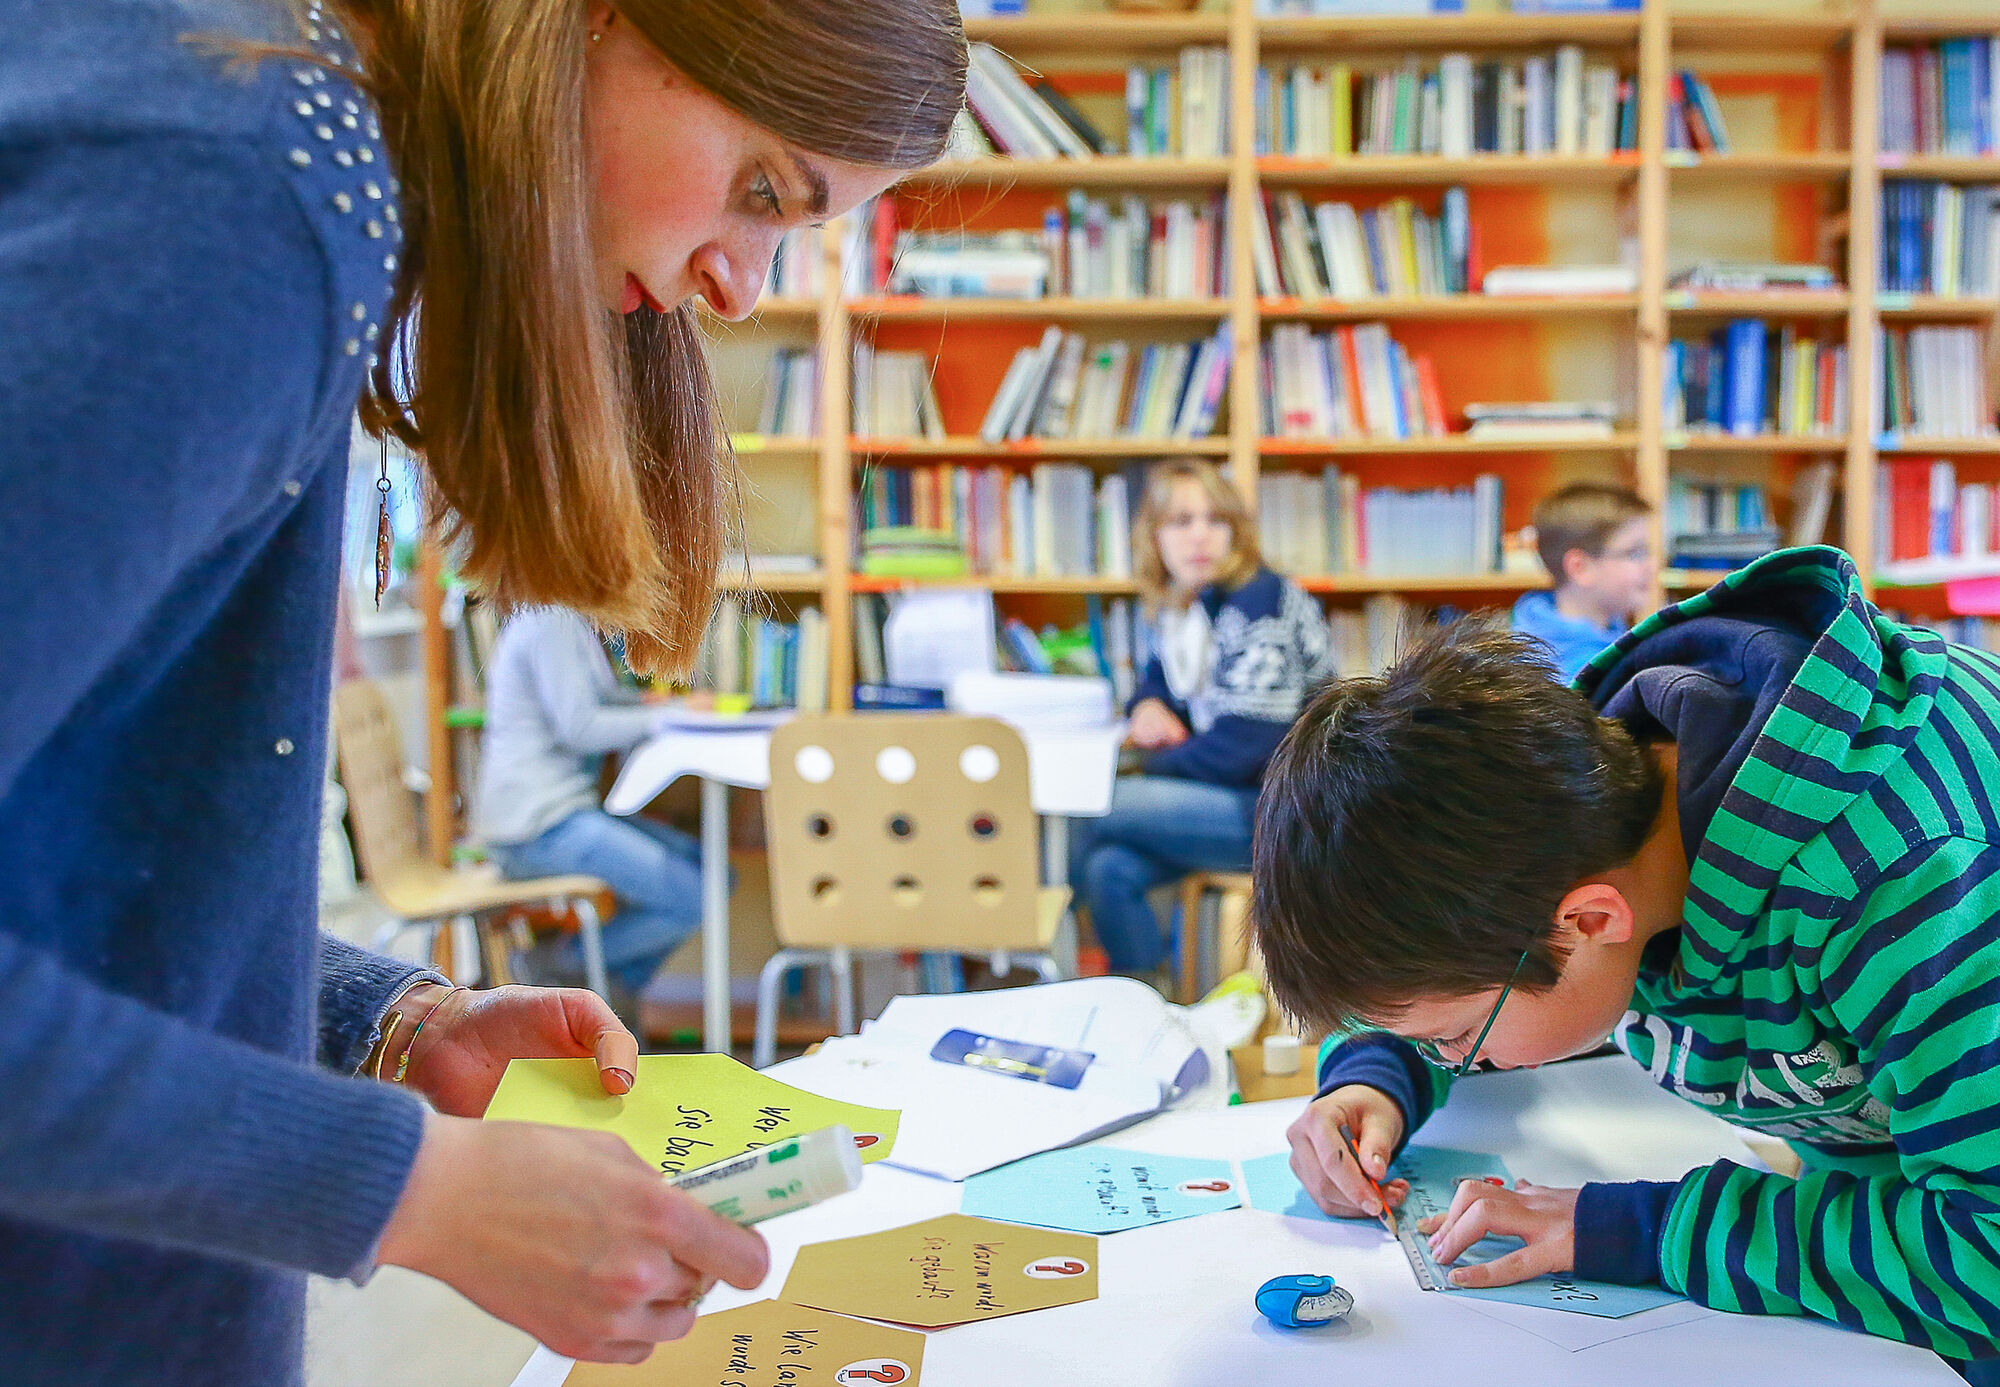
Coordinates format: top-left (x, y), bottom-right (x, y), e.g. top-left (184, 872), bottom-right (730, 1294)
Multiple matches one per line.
top-left (332, 678), bottom-right (613, 996)
top-left (754, 713), bottom-right (1070, 1069)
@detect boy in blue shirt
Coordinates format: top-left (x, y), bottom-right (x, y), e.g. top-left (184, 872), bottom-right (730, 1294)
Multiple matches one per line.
top-left (1511, 483), bottom-right (1657, 681)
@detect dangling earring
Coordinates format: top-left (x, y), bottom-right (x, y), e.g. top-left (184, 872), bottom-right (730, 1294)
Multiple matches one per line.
top-left (374, 433), bottom-right (394, 609)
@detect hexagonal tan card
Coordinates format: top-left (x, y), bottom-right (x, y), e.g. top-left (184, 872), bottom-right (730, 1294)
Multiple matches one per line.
top-left (565, 1300), bottom-right (925, 1387)
top-left (781, 1213), bottom-right (1097, 1328)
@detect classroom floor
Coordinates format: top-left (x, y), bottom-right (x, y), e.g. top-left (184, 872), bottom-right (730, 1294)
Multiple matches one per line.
top-left (306, 1268), bottom-right (534, 1387)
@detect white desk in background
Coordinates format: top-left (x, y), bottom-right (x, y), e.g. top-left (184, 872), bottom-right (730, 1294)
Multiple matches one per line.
top-left (602, 718), bottom-right (1122, 1055)
top-left (508, 1055), bottom-right (1953, 1387)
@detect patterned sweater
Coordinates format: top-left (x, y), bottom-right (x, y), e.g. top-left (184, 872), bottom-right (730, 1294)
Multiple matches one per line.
top-left (1129, 567), bottom-right (1333, 788)
top-left (1320, 547), bottom-right (2000, 1358)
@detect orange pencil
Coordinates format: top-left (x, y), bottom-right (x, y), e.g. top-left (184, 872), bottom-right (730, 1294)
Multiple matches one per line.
top-left (1336, 1124), bottom-right (1395, 1235)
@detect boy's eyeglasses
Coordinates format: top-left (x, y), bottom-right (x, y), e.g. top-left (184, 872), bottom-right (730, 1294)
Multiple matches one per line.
top-left (1410, 949), bottom-right (1530, 1079)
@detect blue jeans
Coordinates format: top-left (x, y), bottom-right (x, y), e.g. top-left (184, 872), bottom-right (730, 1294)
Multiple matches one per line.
top-left (492, 809), bottom-right (702, 992)
top-left (1069, 775), bottom-right (1260, 974)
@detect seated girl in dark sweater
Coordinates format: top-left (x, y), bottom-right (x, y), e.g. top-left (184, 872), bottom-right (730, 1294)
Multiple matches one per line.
top-left (1071, 459), bottom-right (1333, 981)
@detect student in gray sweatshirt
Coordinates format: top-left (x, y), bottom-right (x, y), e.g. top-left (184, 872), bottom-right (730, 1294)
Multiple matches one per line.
top-left (474, 608), bottom-right (701, 996)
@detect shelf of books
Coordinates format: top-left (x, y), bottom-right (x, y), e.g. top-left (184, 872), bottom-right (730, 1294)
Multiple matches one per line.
top-left (666, 0), bottom-right (2000, 721)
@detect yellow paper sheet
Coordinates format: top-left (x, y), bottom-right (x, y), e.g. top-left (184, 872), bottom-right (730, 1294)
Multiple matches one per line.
top-left (782, 1213), bottom-right (1098, 1329)
top-left (483, 1053), bottom-right (899, 1177)
top-left (565, 1299), bottom-right (924, 1387)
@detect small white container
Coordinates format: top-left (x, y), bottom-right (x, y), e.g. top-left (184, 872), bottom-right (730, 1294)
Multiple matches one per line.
top-left (1262, 1033), bottom-right (1302, 1077)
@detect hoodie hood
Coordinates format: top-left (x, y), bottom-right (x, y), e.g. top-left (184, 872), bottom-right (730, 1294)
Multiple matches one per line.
top-left (1574, 547), bottom-right (1952, 985)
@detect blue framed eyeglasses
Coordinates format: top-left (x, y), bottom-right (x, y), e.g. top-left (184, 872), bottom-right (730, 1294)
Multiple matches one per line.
top-left (1410, 949), bottom-right (1530, 1079)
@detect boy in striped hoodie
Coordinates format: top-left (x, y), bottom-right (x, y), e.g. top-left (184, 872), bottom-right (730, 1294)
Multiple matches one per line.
top-left (1253, 547), bottom-right (2000, 1370)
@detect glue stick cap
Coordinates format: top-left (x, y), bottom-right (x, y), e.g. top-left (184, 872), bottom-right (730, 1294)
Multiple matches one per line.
top-left (793, 1123), bottom-right (865, 1201)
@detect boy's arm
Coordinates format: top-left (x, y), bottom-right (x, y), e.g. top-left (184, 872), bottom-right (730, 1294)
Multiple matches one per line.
top-left (1580, 841), bottom-right (2000, 1358)
top-left (1315, 1031), bottom-right (1452, 1158)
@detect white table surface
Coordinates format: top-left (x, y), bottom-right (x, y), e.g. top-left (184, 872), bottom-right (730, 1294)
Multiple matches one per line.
top-left (602, 719), bottom-right (1124, 1051)
top-left (604, 720), bottom-right (1124, 817)
top-left (508, 1056), bottom-right (1954, 1386)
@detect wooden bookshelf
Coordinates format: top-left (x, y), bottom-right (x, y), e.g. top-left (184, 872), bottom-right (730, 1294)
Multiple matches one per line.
top-left (563, 1), bottom-right (2000, 732)
top-left (408, 0), bottom-right (2000, 860)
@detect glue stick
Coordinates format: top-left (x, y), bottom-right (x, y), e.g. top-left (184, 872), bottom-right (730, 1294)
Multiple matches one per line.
top-left (666, 1123), bottom-right (863, 1226)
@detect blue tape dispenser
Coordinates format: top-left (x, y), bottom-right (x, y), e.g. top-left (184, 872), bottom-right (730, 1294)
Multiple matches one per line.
top-left (1256, 1274), bottom-right (1355, 1329)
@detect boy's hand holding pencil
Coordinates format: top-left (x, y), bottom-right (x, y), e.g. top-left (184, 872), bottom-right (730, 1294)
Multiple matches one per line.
top-left (1286, 1085), bottom-right (1410, 1222)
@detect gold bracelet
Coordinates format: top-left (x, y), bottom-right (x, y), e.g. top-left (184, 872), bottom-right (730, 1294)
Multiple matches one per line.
top-left (368, 1009), bottom-right (406, 1082)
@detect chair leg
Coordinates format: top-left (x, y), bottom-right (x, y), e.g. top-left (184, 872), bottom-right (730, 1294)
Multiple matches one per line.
top-left (1030, 953), bottom-right (1062, 983)
top-left (829, 946), bottom-right (856, 1037)
top-left (755, 948), bottom-right (826, 1070)
top-left (1177, 877), bottom-right (1204, 1004)
top-left (989, 950), bottom-right (1013, 980)
top-left (572, 895), bottom-right (610, 1000)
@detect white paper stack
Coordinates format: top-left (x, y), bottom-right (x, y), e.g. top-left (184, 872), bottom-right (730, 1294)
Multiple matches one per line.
top-left (767, 978), bottom-right (1226, 1181)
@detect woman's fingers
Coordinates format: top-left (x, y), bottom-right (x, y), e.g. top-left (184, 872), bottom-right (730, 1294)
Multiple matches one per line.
top-left (557, 987), bottom-right (639, 1094)
top-left (642, 1185), bottom-right (771, 1289)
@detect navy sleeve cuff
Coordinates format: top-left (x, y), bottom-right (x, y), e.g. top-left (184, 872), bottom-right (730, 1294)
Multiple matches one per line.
top-left (1573, 1180), bottom-right (1678, 1285)
top-left (1315, 1033), bottom-right (1435, 1153)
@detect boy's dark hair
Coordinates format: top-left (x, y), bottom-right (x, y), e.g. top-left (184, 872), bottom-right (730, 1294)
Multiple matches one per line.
top-left (1533, 483), bottom-right (1652, 583)
top-left (1252, 615), bottom-right (1663, 1034)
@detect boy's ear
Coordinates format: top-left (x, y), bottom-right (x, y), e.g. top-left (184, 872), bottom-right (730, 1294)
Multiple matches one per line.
top-left (1562, 546), bottom-right (1594, 586)
top-left (1555, 882), bottom-right (1635, 946)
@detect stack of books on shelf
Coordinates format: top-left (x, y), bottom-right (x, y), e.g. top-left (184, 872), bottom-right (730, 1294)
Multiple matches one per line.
top-left (693, 596), bottom-right (829, 711)
top-left (1129, 49), bottom-right (1232, 159)
top-left (850, 343), bottom-right (946, 439)
top-left (763, 226), bottom-right (824, 299)
top-left (956, 43), bottom-right (1229, 161)
top-left (1880, 182), bottom-right (2000, 297)
top-left (981, 326), bottom-right (1232, 443)
top-left (1258, 467), bottom-right (1504, 578)
top-left (1326, 595), bottom-right (1417, 680)
top-left (1464, 401), bottom-right (1619, 440)
top-left (1874, 325), bottom-right (1996, 438)
top-left (888, 230), bottom-right (1051, 300)
top-left (1665, 70), bottom-right (1729, 153)
top-left (1669, 262), bottom-right (1840, 293)
top-left (1260, 323), bottom-right (1447, 440)
top-left (1252, 188), bottom-right (1470, 299)
top-left (1876, 458), bottom-right (2000, 574)
top-left (1664, 321), bottom-right (1849, 438)
top-left (1048, 192), bottom-right (1228, 300)
top-left (1482, 264), bottom-right (1637, 295)
top-left (1665, 481), bottom-right (1778, 571)
top-left (856, 462), bottom-right (1136, 580)
top-left (1880, 37), bottom-right (2000, 157)
top-left (1256, 48), bottom-right (1634, 159)
top-left (755, 347), bottom-right (821, 438)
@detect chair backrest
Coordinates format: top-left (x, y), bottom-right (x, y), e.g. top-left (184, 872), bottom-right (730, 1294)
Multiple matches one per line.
top-left (765, 713), bottom-right (1045, 950)
top-left (331, 678), bottom-right (427, 892)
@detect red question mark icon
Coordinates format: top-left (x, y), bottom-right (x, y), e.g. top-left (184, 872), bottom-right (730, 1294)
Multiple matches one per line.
top-left (838, 1365), bottom-right (907, 1385)
top-left (1180, 1179), bottom-right (1232, 1193)
top-left (853, 1133), bottom-right (881, 1149)
top-left (1035, 1260), bottom-right (1085, 1275)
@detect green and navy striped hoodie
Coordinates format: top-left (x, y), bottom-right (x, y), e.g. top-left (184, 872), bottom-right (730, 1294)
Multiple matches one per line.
top-left (1317, 546), bottom-right (2000, 1357)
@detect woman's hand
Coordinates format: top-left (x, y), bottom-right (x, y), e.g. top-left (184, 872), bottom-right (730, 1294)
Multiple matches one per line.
top-left (1285, 1084), bottom-right (1410, 1220)
top-left (378, 1112), bottom-right (770, 1363)
top-left (1126, 698), bottom-right (1189, 750)
top-left (396, 984), bottom-right (639, 1118)
top-left (1419, 1179), bottom-right (1579, 1287)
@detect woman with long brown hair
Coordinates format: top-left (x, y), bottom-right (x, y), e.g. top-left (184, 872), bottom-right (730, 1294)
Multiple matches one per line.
top-left (0, 0), bottom-right (961, 1377)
